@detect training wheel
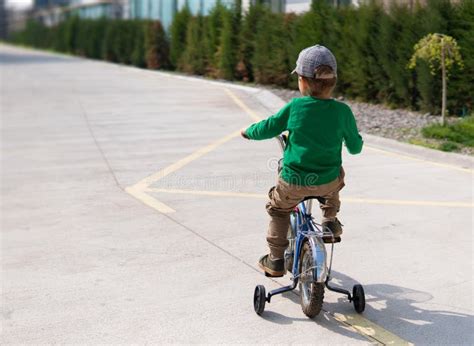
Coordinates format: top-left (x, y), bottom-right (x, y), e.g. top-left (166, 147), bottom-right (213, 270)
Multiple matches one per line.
top-left (253, 285), bottom-right (266, 315)
top-left (352, 284), bottom-right (365, 313)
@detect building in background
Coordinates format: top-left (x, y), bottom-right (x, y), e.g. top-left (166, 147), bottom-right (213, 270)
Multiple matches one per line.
top-left (129, 0), bottom-right (285, 29)
top-left (130, 0), bottom-right (177, 29)
top-left (129, 0), bottom-right (236, 29)
top-left (28, 0), bottom-right (287, 30)
top-left (0, 0), bottom-right (7, 39)
top-left (4, 5), bottom-right (31, 33)
top-left (243, 0), bottom-right (285, 12)
top-left (34, 0), bottom-right (71, 8)
top-left (33, 0), bottom-right (127, 25)
top-left (69, 0), bottom-right (127, 19)
top-left (285, 0), bottom-right (357, 13)
top-left (26, 0), bottom-right (366, 32)
top-left (285, 0), bottom-right (312, 12)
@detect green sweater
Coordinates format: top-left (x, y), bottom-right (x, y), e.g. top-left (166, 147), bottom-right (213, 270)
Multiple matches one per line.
top-left (244, 96), bottom-right (363, 186)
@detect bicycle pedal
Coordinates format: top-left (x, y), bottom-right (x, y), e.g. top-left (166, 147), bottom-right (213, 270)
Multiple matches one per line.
top-left (323, 236), bottom-right (341, 244)
top-left (264, 271), bottom-right (284, 278)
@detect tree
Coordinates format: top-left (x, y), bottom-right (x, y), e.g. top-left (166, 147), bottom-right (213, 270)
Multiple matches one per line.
top-left (216, 12), bottom-right (236, 79)
top-left (331, 5), bottom-right (357, 96)
top-left (409, 33), bottom-right (463, 125)
top-left (102, 20), bottom-right (120, 62)
top-left (448, 0), bottom-right (474, 116)
top-left (207, 0), bottom-right (227, 62)
top-left (346, 1), bottom-right (387, 102)
top-left (412, 0), bottom-right (453, 114)
top-left (88, 18), bottom-right (108, 60)
top-left (112, 20), bottom-right (135, 65)
top-left (131, 20), bottom-right (146, 68)
top-left (199, 16), bottom-right (215, 75)
top-left (144, 20), bottom-right (169, 69)
top-left (237, 2), bottom-right (265, 81)
top-left (378, 3), bottom-right (420, 109)
top-left (179, 16), bottom-right (207, 75)
top-left (252, 11), bottom-right (289, 86)
top-left (216, 1), bottom-right (243, 80)
top-left (64, 15), bottom-right (80, 53)
top-left (169, 5), bottom-right (191, 68)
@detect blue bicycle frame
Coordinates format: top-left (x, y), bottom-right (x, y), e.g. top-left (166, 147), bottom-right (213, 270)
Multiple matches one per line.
top-left (289, 198), bottom-right (330, 284)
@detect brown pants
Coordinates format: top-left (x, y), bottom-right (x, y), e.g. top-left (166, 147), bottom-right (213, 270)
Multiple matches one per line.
top-left (266, 167), bottom-right (345, 259)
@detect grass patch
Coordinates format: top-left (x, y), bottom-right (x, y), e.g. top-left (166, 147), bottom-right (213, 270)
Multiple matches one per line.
top-left (408, 138), bottom-right (439, 150)
top-left (438, 141), bottom-right (460, 152)
top-left (421, 116), bottom-right (474, 148)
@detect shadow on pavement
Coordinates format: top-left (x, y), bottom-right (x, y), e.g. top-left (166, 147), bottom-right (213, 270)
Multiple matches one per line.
top-left (259, 290), bottom-right (369, 342)
top-left (0, 52), bottom-right (74, 65)
top-left (258, 271), bottom-right (473, 344)
top-left (325, 271), bottom-right (474, 345)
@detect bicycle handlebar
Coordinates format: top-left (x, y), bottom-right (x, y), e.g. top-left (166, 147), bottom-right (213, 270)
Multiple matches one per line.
top-left (276, 134), bottom-right (288, 153)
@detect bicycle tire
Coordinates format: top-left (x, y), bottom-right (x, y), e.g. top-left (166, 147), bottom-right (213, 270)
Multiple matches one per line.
top-left (299, 242), bottom-right (325, 318)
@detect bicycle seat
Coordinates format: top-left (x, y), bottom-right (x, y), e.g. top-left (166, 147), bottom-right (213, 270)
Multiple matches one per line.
top-left (302, 196), bottom-right (326, 204)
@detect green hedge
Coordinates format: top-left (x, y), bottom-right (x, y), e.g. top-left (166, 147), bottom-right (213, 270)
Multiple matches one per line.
top-left (9, 0), bottom-right (474, 115)
top-left (11, 18), bottom-right (168, 70)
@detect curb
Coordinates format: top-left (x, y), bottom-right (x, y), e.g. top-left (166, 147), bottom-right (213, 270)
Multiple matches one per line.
top-left (361, 133), bottom-right (473, 169)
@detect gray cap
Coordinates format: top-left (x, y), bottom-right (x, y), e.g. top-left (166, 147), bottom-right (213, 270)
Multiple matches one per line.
top-left (292, 45), bottom-right (337, 79)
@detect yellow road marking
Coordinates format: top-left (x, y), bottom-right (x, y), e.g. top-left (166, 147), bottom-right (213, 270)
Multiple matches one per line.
top-left (146, 188), bottom-right (473, 208)
top-left (146, 187), bottom-right (263, 199)
top-left (125, 129), bottom-right (241, 213)
top-left (125, 88), bottom-right (263, 213)
top-left (132, 130), bottom-right (241, 191)
top-left (333, 313), bottom-right (414, 345)
top-left (224, 88), bottom-right (262, 122)
top-left (125, 185), bottom-right (175, 213)
top-left (365, 146), bottom-right (473, 174)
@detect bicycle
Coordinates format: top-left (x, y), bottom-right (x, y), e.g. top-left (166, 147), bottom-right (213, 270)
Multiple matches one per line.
top-left (253, 134), bottom-right (365, 318)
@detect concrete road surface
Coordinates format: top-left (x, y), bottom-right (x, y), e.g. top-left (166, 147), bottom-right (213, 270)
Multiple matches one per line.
top-left (1, 44), bottom-right (473, 344)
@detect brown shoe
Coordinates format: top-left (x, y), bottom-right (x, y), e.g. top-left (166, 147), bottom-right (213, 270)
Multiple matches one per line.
top-left (322, 218), bottom-right (343, 243)
top-left (258, 254), bottom-right (285, 277)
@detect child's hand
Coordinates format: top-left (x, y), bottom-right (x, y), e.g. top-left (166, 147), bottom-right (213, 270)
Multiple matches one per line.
top-left (241, 130), bottom-right (250, 139)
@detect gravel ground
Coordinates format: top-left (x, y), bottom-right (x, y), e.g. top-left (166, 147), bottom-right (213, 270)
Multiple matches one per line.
top-left (268, 87), bottom-right (473, 156)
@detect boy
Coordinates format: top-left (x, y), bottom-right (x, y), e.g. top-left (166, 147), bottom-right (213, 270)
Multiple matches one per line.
top-left (241, 45), bottom-right (363, 277)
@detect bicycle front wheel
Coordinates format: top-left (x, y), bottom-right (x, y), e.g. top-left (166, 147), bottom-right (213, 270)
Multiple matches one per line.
top-left (299, 242), bottom-right (325, 318)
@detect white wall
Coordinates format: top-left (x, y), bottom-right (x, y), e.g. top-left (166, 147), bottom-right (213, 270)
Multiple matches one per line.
top-left (285, 0), bottom-right (310, 13)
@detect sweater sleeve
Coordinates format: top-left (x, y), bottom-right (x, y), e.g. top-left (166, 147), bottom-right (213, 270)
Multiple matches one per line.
top-left (244, 100), bottom-right (292, 140)
top-left (343, 106), bottom-right (363, 154)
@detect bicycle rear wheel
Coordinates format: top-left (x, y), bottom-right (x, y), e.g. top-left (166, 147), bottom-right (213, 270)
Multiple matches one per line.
top-left (299, 242), bottom-right (325, 318)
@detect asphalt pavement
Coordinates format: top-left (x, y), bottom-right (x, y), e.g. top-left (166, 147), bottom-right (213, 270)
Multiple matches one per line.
top-left (1, 44), bottom-right (473, 344)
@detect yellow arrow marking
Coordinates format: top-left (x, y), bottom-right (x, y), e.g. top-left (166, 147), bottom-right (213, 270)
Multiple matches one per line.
top-left (125, 129), bottom-right (241, 213)
top-left (125, 88), bottom-right (260, 213)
